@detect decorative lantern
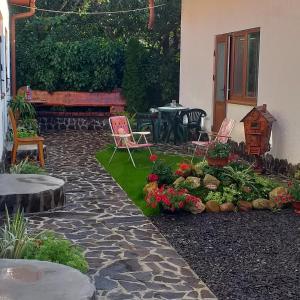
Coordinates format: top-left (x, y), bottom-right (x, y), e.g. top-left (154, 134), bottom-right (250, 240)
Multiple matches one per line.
top-left (241, 104), bottom-right (276, 171)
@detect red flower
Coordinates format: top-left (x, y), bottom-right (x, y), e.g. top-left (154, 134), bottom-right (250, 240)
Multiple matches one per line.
top-left (149, 154), bottom-right (158, 162)
top-left (148, 173), bottom-right (159, 182)
top-left (179, 163), bottom-right (190, 171)
top-left (178, 201), bottom-right (184, 209)
top-left (175, 170), bottom-right (184, 176)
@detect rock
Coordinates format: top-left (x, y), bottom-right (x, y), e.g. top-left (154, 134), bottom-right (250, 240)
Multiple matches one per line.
top-left (189, 200), bottom-right (206, 214)
top-left (193, 163), bottom-right (204, 177)
top-left (185, 177), bottom-right (201, 189)
top-left (269, 186), bottom-right (288, 201)
top-left (143, 182), bottom-right (158, 195)
top-left (220, 202), bottom-right (235, 212)
top-left (252, 198), bottom-right (269, 210)
top-left (173, 177), bottom-right (185, 188)
top-left (203, 174), bottom-right (220, 189)
top-left (206, 184), bottom-right (218, 191)
top-left (266, 199), bottom-right (278, 210)
top-left (205, 200), bottom-right (220, 213)
top-left (238, 200), bottom-right (253, 212)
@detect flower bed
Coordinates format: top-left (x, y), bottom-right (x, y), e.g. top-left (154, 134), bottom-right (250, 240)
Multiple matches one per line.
top-left (143, 154), bottom-right (300, 215)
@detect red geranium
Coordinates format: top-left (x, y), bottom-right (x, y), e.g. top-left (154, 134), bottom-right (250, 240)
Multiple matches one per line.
top-left (149, 154), bottom-right (158, 162)
top-left (148, 173), bottom-right (159, 182)
top-left (179, 163), bottom-right (191, 171)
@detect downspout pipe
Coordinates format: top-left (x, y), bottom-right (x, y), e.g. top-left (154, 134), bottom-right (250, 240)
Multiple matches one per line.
top-left (10, 0), bottom-right (36, 97)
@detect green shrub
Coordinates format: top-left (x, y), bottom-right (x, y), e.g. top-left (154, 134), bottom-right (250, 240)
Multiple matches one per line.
top-left (122, 39), bottom-right (149, 112)
top-left (10, 158), bottom-right (46, 174)
top-left (0, 209), bottom-right (32, 259)
top-left (207, 143), bottom-right (231, 159)
top-left (17, 127), bottom-right (37, 138)
top-left (205, 191), bottom-right (223, 205)
top-left (253, 175), bottom-right (279, 199)
top-left (9, 95), bottom-right (36, 120)
top-left (24, 232), bottom-right (88, 273)
top-left (17, 38), bottom-right (125, 92)
top-left (152, 160), bottom-right (174, 186)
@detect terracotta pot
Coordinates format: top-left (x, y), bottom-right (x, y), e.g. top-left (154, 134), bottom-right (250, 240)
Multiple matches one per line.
top-left (207, 156), bottom-right (229, 168)
top-left (292, 202), bottom-right (300, 215)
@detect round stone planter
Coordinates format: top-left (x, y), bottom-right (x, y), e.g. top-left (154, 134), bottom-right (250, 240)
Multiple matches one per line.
top-left (0, 174), bottom-right (65, 214)
top-left (0, 259), bottom-right (95, 300)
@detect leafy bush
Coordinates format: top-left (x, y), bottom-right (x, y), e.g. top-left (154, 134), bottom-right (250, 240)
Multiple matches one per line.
top-left (18, 38), bottom-right (125, 92)
top-left (9, 95), bottom-right (36, 120)
top-left (0, 209), bottom-right (32, 259)
top-left (122, 39), bottom-right (149, 112)
top-left (152, 160), bottom-right (174, 186)
top-left (253, 175), bottom-right (279, 198)
top-left (24, 232), bottom-right (88, 273)
top-left (10, 158), bottom-right (46, 174)
top-left (205, 191), bottom-right (223, 204)
top-left (207, 143), bottom-right (231, 159)
top-left (17, 127), bottom-right (37, 138)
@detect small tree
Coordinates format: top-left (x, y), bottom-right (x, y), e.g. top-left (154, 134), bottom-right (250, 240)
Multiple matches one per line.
top-left (122, 39), bottom-right (149, 112)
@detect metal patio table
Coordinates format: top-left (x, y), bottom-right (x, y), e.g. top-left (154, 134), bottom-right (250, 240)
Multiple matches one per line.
top-left (157, 106), bottom-right (189, 144)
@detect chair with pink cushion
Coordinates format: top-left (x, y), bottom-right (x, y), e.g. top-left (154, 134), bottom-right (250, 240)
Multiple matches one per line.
top-left (109, 116), bottom-right (153, 168)
top-left (191, 118), bottom-right (235, 162)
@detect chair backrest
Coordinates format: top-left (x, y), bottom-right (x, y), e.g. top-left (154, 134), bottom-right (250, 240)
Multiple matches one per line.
top-left (109, 116), bottom-right (135, 147)
top-left (8, 108), bottom-right (18, 143)
top-left (187, 109), bottom-right (207, 124)
top-left (216, 118), bottom-right (235, 143)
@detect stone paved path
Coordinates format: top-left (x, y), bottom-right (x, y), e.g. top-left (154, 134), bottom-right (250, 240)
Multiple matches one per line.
top-left (27, 131), bottom-right (216, 300)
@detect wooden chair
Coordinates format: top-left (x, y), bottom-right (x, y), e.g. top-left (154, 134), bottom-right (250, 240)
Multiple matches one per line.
top-left (191, 118), bottom-right (235, 162)
top-left (8, 108), bottom-right (45, 167)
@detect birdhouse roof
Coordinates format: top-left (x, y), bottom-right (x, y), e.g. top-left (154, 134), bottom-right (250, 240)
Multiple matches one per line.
top-left (241, 104), bottom-right (276, 123)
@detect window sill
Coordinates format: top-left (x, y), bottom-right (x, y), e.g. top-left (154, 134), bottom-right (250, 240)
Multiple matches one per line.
top-left (227, 99), bottom-right (257, 106)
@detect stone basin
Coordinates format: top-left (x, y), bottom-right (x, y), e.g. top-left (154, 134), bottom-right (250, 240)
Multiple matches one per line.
top-left (0, 259), bottom-right (95, 300)
top-left (0, 174), bottom-right (65, 214)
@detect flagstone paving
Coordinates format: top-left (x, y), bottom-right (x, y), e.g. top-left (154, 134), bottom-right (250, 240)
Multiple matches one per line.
top-left (27, 130), bottom-right (216, 300)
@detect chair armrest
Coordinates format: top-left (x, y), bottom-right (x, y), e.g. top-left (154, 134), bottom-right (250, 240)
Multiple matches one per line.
top-left (132, 131), bottom-right (151, 135)
top-left (199, 131), bottom-right (231, 138)
top-left (112, 133), bottom-right (131, 138)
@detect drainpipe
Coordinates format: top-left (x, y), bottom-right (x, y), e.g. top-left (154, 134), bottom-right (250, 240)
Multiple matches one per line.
top-left (10, 0), bottom-right (36, 97)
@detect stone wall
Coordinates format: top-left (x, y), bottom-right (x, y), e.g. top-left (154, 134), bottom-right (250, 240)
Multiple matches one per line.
top-left (230, 141), bottom-right (300, 177)
top-left (38, 116), bottom-right (108, 131)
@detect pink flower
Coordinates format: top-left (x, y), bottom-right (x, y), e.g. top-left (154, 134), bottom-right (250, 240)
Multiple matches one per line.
top-left (148, 173), bottom-right (159, 182)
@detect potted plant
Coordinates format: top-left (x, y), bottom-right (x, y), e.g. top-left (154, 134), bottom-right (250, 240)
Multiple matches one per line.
top-left (207, 142), bottom-right (231, 167)
top-left (288, 181), bottom-right (300, 214)
top-left (9, 94), bottom-right (36, 122)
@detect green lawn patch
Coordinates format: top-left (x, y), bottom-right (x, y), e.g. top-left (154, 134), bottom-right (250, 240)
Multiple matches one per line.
top-left (96, 146), bottom-right (194, 216)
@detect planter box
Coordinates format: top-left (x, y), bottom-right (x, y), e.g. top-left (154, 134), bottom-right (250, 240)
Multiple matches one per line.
top-left (207, 156), bottom-right (229, 168)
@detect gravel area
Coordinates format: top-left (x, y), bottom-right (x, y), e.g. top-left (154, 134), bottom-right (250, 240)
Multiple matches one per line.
top-left (151, 209), bottom-right (300, 300)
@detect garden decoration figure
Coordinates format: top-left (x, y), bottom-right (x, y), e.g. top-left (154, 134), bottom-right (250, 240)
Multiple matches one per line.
top-left (241, 104), bottom-right (276, 173)
top-left (109, 116), bottom-right (153, 168)
top-left (191, 118), bottom-right (235, 162)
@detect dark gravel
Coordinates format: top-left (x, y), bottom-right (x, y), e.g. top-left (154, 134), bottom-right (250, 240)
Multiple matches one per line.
top-left (151, 209), bottom-right (300, 300)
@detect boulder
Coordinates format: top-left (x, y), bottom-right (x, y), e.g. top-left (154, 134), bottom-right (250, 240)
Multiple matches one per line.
top-left (206, 184), bottom-right (218, 191)
top-left (193, 163), bottom-right (205, 177)
top-left (143, 182), bottom-right (158, 195)
top-left (189, 200), bottom-right (206, 214)
top-left (205, 200), bottom-right (220, 213)
top-left (220, 202), bottom-right (235, 212)
top-left (269, 186), bottom-right (288, 201)
top-left (238, 200), bottom-right (253, 212)
top-left (185, 177), bottom-right (201, 189)
top-left (203, 174), bottom-right (220, 189)
top-left (252, 198), bottom-right (269, 210)
top-left (173, 177), bottom-right (185, 188)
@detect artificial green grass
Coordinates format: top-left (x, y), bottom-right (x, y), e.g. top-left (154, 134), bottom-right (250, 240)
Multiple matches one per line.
top-left (96, 146), bottom-right (193, 216)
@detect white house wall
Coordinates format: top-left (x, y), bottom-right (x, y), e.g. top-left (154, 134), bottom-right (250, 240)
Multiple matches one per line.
top-left (180, 0), bottom-right (300, 164)
top-left (0, 0), bottom-right (10, 163)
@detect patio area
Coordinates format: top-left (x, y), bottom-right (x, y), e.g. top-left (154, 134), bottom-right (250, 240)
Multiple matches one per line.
top-left (26, 130), bottom-right (216, 299)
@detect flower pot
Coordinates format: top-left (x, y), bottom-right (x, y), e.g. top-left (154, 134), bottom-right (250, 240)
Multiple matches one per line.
top-left (207, 156), bottom-right (229, 168)
top-left (292, 202), bottom-right (300, 214)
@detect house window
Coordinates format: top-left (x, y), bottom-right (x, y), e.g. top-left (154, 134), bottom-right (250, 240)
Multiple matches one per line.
top-left (218, 28), bottom-right (260, 105)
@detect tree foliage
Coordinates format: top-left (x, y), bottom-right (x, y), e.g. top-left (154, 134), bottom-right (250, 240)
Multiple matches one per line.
top-left (16, 0), bottom-right (181, 110)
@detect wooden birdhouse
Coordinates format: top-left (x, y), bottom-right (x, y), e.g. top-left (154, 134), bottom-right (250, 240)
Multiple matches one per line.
top-left (241, 104), bottom-right (276, 156)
